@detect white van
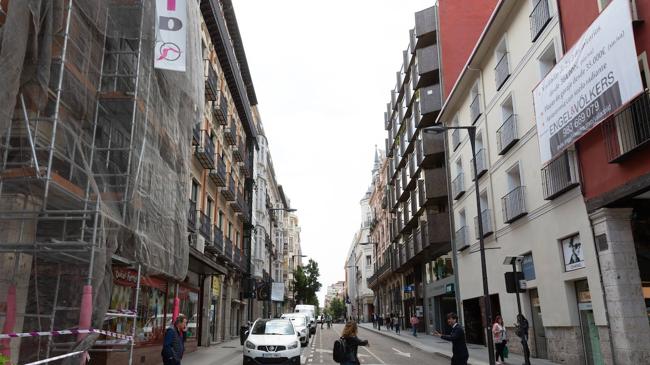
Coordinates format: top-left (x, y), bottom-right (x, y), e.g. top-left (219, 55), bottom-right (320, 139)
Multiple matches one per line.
top-left (294, 304), bottom-right (316, 334)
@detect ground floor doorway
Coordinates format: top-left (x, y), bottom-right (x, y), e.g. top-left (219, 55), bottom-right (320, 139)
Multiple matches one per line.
top-left (463, 294), bottom-right (501, 345)
top-left (576, 280), bottom-right (604, 365)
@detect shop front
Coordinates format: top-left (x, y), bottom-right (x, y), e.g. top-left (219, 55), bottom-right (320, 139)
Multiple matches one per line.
top-left (424, 255), bottom-right (456, 334)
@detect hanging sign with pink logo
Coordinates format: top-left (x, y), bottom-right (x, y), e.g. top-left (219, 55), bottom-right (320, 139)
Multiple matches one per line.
top-left (155, 0), bottom-right (187, 72)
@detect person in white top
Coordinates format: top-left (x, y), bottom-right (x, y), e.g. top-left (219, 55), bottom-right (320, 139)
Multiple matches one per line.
top-left (492, 315), bottom-right (507, 364)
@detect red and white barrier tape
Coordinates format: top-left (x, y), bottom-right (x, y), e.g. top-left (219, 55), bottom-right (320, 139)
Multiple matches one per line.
top-left (0, 328), bottom-right (133, 341)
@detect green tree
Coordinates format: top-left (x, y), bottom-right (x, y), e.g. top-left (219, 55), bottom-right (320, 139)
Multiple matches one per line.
top-left (293, 259), bottom-right (322, 308)
top-left (327, 297), bottom-right (346, 321)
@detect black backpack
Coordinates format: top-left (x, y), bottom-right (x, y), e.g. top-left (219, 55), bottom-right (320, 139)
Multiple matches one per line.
top-left (332, 337), bottom-right (347, 363)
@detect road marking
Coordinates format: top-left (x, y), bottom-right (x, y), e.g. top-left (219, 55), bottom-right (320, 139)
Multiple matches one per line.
top-left (391, 347), bottom-right (411, 358)
top-left (360, 345), bottom-right (385, 364)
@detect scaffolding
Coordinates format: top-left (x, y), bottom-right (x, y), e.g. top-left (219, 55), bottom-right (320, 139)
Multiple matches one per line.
top-left (0, 0), bottom-right (203, 363)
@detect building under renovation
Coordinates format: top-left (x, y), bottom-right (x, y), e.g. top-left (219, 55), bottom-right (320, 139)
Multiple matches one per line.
top-left (0, 0), bottom-right (205, 363)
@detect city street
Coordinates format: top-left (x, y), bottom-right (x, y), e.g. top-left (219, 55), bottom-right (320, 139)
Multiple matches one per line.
top-left (183, 323), bottom-right (451, 365)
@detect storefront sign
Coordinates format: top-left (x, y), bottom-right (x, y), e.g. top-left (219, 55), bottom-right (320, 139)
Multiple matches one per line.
top-left (533, 0), bottom-right (643, 164)
top-left (562, 235), bottom-right (585, 272)
top-left (271, 282), bottom-right (284, 302)
top-left (155, 0), bottom-right (187, 71)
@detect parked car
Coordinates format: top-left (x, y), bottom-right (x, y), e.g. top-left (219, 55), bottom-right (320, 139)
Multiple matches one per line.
top-left (243, 318), bottom-right (301, 365)
top-left (294, 305), bottom-right (316, 334)
top-left (281, 312), bottom-right (310, 347)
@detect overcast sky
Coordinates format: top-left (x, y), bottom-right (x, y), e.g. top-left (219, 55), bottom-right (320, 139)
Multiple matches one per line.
top-left (234, 0), bottom-right (433, 305)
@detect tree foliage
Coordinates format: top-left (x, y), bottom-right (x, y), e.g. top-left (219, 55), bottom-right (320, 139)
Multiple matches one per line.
top-left (292, 259), bottom-right (322, 308)
top-left (327, 297), bottom-right (346, 320)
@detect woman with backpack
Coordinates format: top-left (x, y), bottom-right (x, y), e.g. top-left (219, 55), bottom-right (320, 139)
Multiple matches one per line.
top-left (334, 321), bottom-right (369, 365)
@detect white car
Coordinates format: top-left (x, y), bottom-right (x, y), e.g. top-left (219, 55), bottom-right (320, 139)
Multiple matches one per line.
top-left (243, 319), bottom-right (301, 365)
top-left (280, 313), bottom-right (310, 347)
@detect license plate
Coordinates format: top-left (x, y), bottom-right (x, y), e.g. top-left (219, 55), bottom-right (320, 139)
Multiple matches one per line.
top-left (262, 353), bottom-right (280, 358)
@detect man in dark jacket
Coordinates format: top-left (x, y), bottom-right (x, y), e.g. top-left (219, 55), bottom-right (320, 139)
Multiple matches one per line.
top-left (162, 314), bottom-right (187, 365)
top-left (434, 313), bottom-right (469, 365)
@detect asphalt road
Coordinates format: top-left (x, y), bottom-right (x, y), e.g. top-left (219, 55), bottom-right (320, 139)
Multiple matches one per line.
top-left (301, 323), bottom-right (450, 365)
top-left (183, 323), bottom-right (451, 365)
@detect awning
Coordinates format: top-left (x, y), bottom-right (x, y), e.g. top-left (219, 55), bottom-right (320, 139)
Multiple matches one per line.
top-left (189, 248), bottom-right (228, 275)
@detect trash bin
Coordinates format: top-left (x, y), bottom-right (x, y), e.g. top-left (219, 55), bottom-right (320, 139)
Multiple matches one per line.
top-left (240, 325), bottom-right (249, 345)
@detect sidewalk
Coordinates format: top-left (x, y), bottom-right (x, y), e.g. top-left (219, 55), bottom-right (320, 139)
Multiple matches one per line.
top-left (182, 338), bottom-right (242, 365)
top-left (358, 323), bottom-right (558, 365)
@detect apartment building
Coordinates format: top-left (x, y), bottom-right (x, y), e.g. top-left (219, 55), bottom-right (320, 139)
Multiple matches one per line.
top-left (553, 0), bottom-right (650, 364)
top-left (437, 0), bottom-right (614, 363)
top-left (283, 210), bottom-right (303, 312)
top-left (345, 214), bottom-right (374, 322)
top-left (324, 281), bottom-right (346, 309)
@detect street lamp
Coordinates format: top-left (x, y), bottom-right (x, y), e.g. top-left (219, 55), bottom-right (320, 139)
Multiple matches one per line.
top-left (424, 125), bottom-right (495, 365)
top-left (267, 207), bottom-right (297, 317)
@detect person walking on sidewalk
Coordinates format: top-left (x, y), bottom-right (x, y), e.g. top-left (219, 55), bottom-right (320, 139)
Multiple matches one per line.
top-left (434, 313), bottom-right (469, 365)
top-left (393, 314), bottom-right (400, 334)
top-left (410, 314), bottom-right (419, 336)
top-left (161, 314), bottom-right (187, 365)
top-left (492, 315), bottom-right (507, 364)
top-left (340, 321), bottom-right (369, 365)
top-left (377, 314), bottom-right (383, 331)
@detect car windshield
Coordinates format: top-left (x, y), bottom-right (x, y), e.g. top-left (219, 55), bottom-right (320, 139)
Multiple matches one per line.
top-left (251, 320), bottom-right (294, 335)
top-left (282, 316), bottom-right (307, 327)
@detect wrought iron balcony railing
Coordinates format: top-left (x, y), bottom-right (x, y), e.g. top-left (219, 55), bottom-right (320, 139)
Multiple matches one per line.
top-left (502, 186), bottom-right (527, 224)
top-left (530, 0), bottom-right (551, 42)
top-left (496, 114), bottom-right (519, 155)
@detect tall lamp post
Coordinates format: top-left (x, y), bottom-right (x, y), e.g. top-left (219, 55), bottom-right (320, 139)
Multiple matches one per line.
top-left (424, 125), bottom-right (495, 365)
top-left (267, 207), bottom-right (296, 318)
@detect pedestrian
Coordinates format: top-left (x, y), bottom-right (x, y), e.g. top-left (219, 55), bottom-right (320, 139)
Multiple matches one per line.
top-left (492, 315), bottom-right (507, 364)
top-left (372, 313), bottom-right (376, 328)
top-left (410, 314), bottom-right (419, 336)
top-left (516, 314), bottom-right (532, 365)
top-left (377, 314), bottom-right (383, 331)
top-left (340, 321), bottom-right (369, 365)
top-left (161, 314), bottom-right (187, 365)
top-left (434, 313), bottom-right (469, 365)
top-left (387, 314), bottom-right (392, 331)
top-left (393, 314), bottom-right (400, 334)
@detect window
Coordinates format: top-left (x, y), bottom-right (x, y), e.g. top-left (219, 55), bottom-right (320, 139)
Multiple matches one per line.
top-left (218, 210), bottom-right (224, 230)
top-left (236, 231), bottom-right (240, 248)
top-left (506, 163), bottom-right (523, 192)
top-left (495, 38), bottom-right (510, 90)
top-left (538, 41), bottom-right (557, 78)
top-left (228, 222), bottom-right (233, 240)
top-left (366, 255), bottom-right (372, 267)
top-left (497, 96), bottom-right (518, 155)
top-left (206, 196), bottom-right (213, 220)
top-left (522, 253), bottom-right (536, 280)
top-left (470, 83), bottom-right (481, 123)
top-left (191, 180), bottom-right (199, 202)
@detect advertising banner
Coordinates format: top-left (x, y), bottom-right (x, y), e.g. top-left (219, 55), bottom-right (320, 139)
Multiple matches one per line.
top-left (155, 0), bottom-right (187, 71)
top-left (533, 0), bottom-right (642, 164)
top-left (271, 282), bottom-right (285, 302)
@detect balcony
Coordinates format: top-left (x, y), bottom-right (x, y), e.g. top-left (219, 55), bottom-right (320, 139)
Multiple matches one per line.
top-left (410, 190), bottom-right (419, 216)
top-left (240, 199), bottom-right (251, 224)
top-left (415, 139), bottom-right (424, 166)
top-left (385, 138), bottom-right (393, 158)
top-left (187, 200), bottom-right (197, 231)
top-left (452, 172), bottom-right (465, 200)
top-left (222, 175), bottom-right (236, 201)
top-left (195, 131), bottom-right (215, 169)
top-left (421, 129), bottom-right (445, 166)
top-left (602, 90), bottom-right (650, 162)
top-left (240, 157), bottom-right (252, 178)
top-left (502, 186), bottom-right (527, 223)
top-left (474, 209), bottom-right (494, 239)
top-left (423, 167), bottom-right (447, 202)
top-left (416, 45), bottom-right (440, 90)
top-left (409, 153), bottom-right (418, 178)
top-left (205, 225), bottom-right (224, 255)
top-left (224, 120), bottom-right (237, 145)
top-left (412, 228), bottom-right (422, 255)
top-left (199, 211), bottom-right (211, 240)
top-left (451, 129), bottom-right (461, 151)
top-left (419, 84), bottom-right (442, 127)
top-left (470, 94), bottom-right (481, 124)
top-left (234, 249), bottom-right (242, 270)
top-left (214, 93), bottom-right (228, 125)
top-left (209, 155), bottom-right (227, 187)
top-left (224, 236), bottom-right (233, 262)
top-left (455, 226), bottom-right (469, 251)
top-left (497, 115), bottom-right (519, 155)
top-left (530, 0), bottom-right (551, 42)
top-left (470, 148), bottom-right (488, 181)
top-left (495, 53), bottom-right (510, 91)
top-left (422, 212), bottom-right (451, 256)
top-left (232, 141), bottom-right (245, 162)
top-left (205, 65), bottom-right (219, 101)
top-left (230, 191), bottom-right (243, 213)
top-left (414, 6), bottom-right (438, 49)
top-left (541, 150), bottom-right (580, 200)
top-left (192, 124), bottom-right (201, 146)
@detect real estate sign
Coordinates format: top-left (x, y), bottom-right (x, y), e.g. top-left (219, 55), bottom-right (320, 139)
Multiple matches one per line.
top-left (155, 0), bottom-right (187, 72)
top-left (271, 282), bottom-right (285, 302)
top-left (533, 0), bottom-right (642, 164)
